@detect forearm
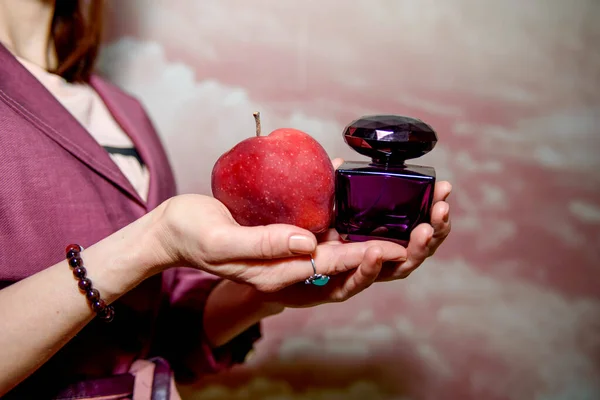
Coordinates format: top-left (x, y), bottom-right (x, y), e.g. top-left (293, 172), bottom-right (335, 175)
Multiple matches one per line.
top-left (203, 280), bottom-right (284, 348)
top-left (0, 209), bottom-right (167, 396)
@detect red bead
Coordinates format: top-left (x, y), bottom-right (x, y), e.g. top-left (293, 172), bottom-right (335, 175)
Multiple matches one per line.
top-left (99, 305), bottom-right (115, 322)
top-left (86, 289), bottom-right (100, 302)
top-left (65, 244), bottom-right (82, 254)
top-left (78, 278), bottom-right (92, 291)
top-left (92, 299), bottom-right (107, 313)
top-left (69, 257), bottom-right (83, 269)
top-left (72, 267), bottom-right (86, 279)
top-left (66, 249), bottom-right (78, 259)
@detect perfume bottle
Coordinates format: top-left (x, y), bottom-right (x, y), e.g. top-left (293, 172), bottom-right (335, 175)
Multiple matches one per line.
top-left (335, 115), bottom-right (437, 246)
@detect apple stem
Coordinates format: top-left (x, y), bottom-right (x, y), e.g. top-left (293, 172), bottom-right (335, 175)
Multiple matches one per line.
top-left (253, 111), bottom-right (261, 137)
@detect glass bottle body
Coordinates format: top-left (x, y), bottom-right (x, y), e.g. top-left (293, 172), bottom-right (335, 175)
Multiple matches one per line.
top-left (335, 161), bottom-right (436, 246)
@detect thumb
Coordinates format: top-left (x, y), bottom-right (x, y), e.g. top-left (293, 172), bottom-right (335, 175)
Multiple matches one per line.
top-left (331, 157), bottom-right (344, 170)
top-left (208, 223), bottom-right (317, 262)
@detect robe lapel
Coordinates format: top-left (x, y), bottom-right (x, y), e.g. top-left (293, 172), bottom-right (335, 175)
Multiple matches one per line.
top-left (90, 77), bottom-right (163, 210)
top-left (0, 43), bottom-right (145, 208)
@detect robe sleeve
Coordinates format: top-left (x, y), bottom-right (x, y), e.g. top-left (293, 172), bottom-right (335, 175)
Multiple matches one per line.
top-left (152, 267), bottom-right (262, 383)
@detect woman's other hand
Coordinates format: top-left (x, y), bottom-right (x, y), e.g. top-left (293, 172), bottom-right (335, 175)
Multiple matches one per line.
top-left (247, 160), bottom-right (452, 308)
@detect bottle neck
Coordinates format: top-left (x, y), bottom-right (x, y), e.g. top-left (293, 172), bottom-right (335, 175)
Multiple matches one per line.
top-left (370, 156), bottom-right (406, 168)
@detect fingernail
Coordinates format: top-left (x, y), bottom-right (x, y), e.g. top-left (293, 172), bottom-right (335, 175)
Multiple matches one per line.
top-left (289, 235), bottom-right (316, 253)
top-left (443, 206), bottom-right (450, 223)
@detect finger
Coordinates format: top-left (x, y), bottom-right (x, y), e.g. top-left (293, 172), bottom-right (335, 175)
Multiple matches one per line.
top-left (204, 223), bottom-right (317, 262)
top-left (331, 158), bottom-right (344, 170)
top-left (428, 201), bottom-right (451, 256)
top-left (316, 228), bottom-right (343, 243)
top-left (328, 158), bottom-right (344, 228)
top-left (403, 223), bottom-right (434, 272)
top-left (244, 239), bottom-right (405, 291)
top-left (333, 245), bottom-right (383, 301)
top-left (312, 239), bottom-right (405, 276)
top-left (434, 181), bottom-right (452, 203)
top-left (376, 223), bottom-right (433, 281)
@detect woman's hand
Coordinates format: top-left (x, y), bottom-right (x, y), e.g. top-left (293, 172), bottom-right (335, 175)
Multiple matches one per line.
top-left (152, 194), bottom-right (409, 292)
top-left (247, 160), bottom-right (452, 308)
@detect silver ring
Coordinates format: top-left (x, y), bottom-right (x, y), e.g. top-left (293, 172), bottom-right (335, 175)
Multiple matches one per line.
top-left (304, 256), bottom-right (330, 286)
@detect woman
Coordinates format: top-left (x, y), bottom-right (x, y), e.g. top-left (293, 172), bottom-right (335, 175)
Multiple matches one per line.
top-left (0, 0), bottom-right (452, 398)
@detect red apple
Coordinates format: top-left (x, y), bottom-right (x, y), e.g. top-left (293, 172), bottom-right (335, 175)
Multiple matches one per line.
top-left (211, 112), bottom-right (335, 233)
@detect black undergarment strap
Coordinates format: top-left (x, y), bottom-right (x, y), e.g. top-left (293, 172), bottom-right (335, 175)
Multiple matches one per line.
top-left (102, 146), bottom-right (144, 166)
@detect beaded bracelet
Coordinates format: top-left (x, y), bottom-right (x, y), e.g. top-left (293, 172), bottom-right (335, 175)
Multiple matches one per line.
top-left (65, 244), bottom-right (115, 323)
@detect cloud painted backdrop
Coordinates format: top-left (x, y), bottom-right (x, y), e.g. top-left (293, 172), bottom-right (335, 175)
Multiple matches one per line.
top-left (99, 1), bottom-right (600, 399)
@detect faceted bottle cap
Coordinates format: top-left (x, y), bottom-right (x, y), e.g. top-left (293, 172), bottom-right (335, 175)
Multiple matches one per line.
top-left (343, 115), bottom-right (437, 164)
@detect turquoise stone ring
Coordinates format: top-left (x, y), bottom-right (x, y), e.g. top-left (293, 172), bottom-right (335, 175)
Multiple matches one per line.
top-left (305, 256), bottom-right (330, 286)
top-left (306, 274), bottom-right (330, 286)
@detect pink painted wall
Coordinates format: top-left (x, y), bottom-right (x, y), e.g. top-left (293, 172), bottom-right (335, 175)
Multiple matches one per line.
top-left (100, 1), bottom-right (600, 399)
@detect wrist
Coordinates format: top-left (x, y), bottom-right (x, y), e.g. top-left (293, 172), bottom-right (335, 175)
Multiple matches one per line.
top-left (221, 280), bottom-right (286, 318)
top-left (124, 199), bottom-right (182, 277)
top-left (241, 283), bottom-right (286, 317)
top-left (83, 204), bottom-right (175, 299)
top-left (203, 280), bottom-right (284, 348)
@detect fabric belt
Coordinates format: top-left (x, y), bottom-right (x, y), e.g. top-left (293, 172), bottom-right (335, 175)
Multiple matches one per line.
top-left (52, 358), bottom-right (173, 400)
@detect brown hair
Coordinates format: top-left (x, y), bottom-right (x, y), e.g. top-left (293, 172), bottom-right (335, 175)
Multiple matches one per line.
top-left (50, 0), bottom-right (105, 83)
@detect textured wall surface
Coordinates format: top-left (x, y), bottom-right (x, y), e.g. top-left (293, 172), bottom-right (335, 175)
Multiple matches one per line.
top-left (99, 1), bottom-right (600, 399)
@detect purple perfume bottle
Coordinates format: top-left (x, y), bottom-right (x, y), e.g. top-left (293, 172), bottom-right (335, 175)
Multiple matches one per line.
top-left (335, 115), bottom-right (437, 246)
